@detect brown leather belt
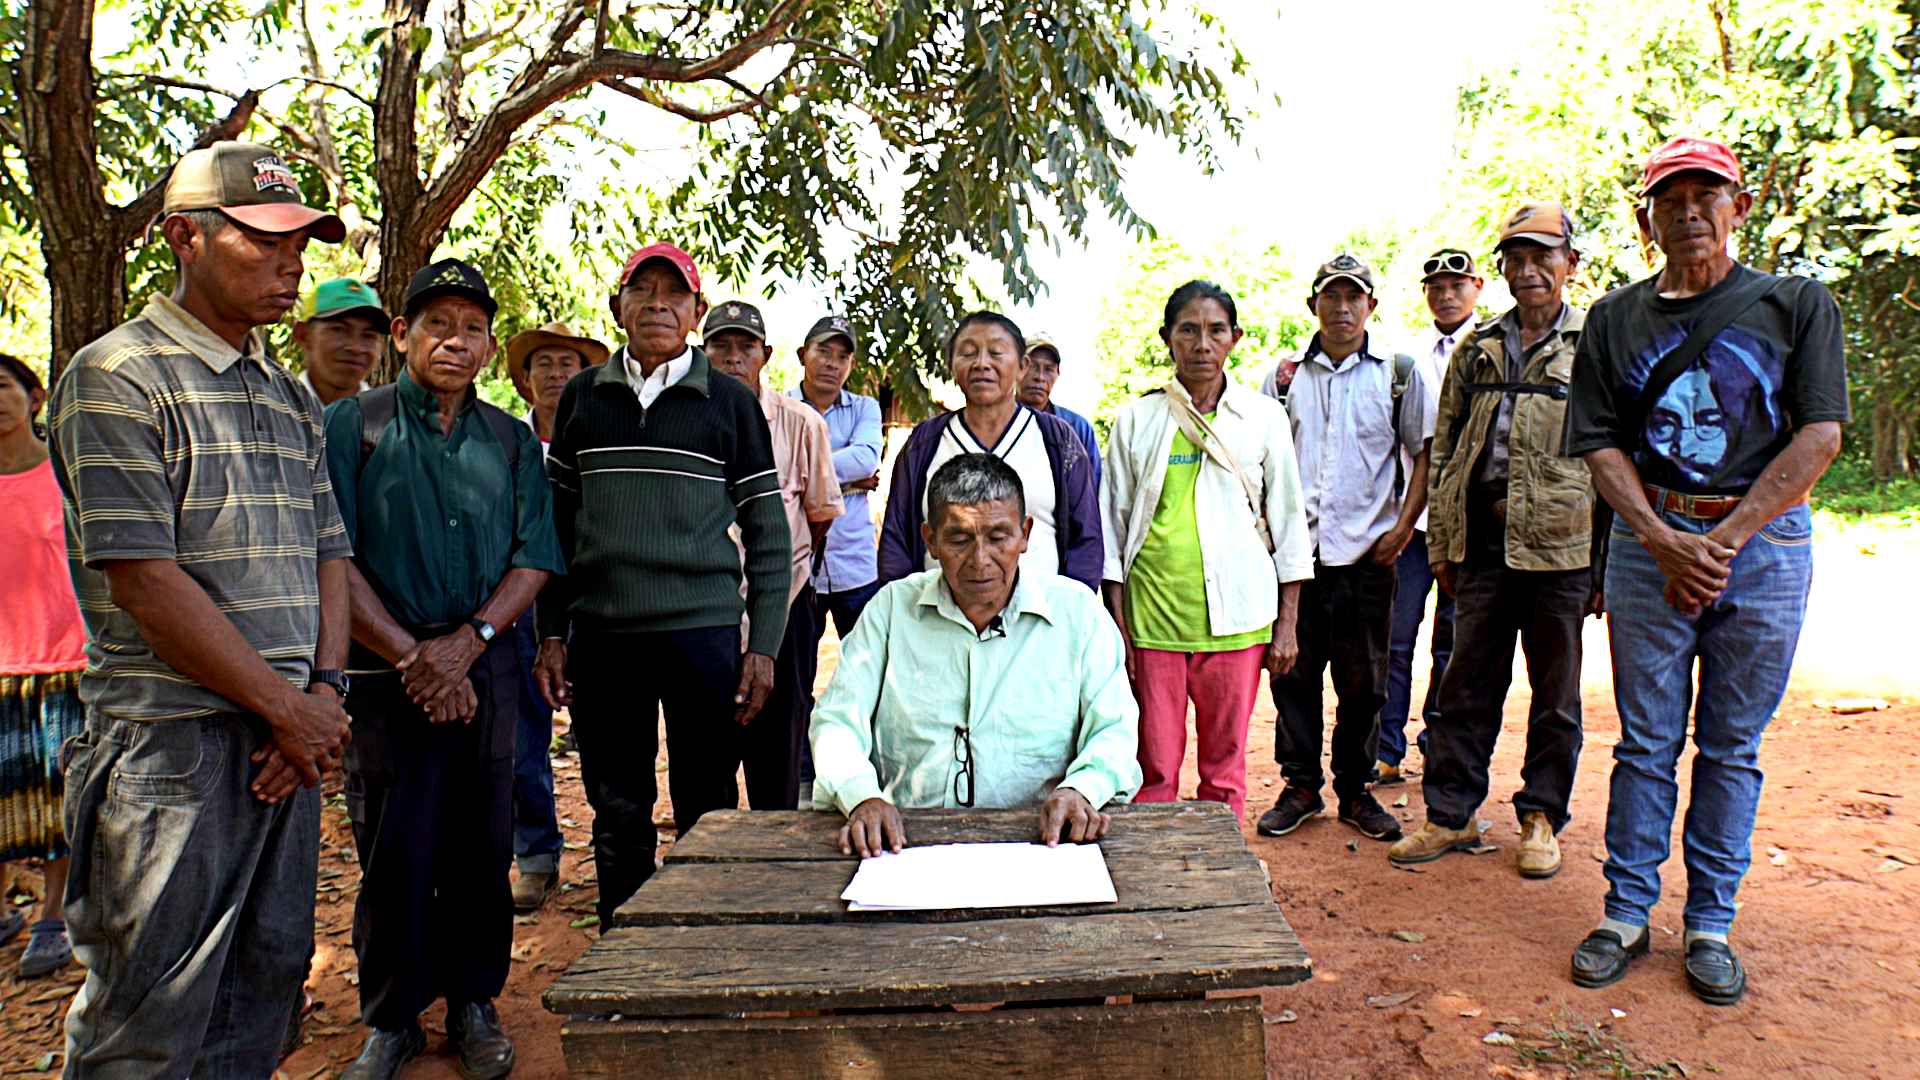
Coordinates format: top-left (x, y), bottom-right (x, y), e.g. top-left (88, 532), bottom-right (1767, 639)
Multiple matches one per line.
top-left (1643, 483), bottom-right (1742, 521)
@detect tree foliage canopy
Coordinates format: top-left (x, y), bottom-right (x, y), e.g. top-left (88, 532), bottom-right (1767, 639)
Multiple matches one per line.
top-left (1433, 0), bottom-right (1918, 475)
top-left (1, 0), bottom-right (1247, 404)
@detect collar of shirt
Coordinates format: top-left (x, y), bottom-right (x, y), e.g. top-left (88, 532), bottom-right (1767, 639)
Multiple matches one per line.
top-left (1491, 302), bottom-right (1569, 347)
top-left (143, 294), bottom-right (270, 375)
top-left (913, 570), bottom-right (1058, 634)
top-left (396, 367), bottom-right (475, 423)
top-left (1416, 315), bottom-right (1480, 363)
top-left (622, 345), bottom-right (693, 404)
top-left (1299, 331), bottom-right (1390, 372)
top-left (297, 369), bottom-right (370, 399)
top-left (788, 385), bottom-right (855, 413)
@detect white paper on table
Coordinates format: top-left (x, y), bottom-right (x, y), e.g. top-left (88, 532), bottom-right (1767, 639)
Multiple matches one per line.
top-left (839, 841), bottom-right (1117, 911)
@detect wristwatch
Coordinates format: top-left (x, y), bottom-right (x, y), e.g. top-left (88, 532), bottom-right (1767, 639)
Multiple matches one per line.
top-left (467, 617), bottom-right (497, 643)
top-left (310, 669), bottom-right (351, 697)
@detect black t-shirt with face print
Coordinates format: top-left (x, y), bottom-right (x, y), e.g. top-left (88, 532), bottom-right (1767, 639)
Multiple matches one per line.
top-left (1563, 263), bottom-right (1850, 494)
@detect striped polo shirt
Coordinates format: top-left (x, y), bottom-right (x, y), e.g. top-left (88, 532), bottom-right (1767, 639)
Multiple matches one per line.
top-left (49, 294), bottom-right (352, 721)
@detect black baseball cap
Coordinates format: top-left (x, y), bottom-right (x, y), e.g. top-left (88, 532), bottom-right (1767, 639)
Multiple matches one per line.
top-left (403, 258), bottom-right (497, 320)
top-left (703, 301), bottom-right (768, 342)
top-left (804, 315), bottom-right (857, 353)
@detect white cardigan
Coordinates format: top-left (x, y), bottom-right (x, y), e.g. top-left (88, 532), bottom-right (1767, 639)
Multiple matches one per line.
top-left (1100, 380), bottom-right (1314, 638)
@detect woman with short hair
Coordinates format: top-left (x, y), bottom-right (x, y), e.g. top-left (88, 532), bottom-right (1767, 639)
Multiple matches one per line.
top-left (1100, 282), bottom-right (1313, 821)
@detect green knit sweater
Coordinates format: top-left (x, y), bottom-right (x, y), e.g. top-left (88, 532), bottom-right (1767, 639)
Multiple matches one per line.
top-left (538, 346), bottom-right (791, 655)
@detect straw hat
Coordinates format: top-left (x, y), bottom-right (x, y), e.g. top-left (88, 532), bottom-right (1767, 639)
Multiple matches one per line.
top-left (504, 322), bottom-right (610, 402)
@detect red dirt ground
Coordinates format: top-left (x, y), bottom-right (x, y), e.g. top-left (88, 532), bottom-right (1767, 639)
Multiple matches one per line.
top-left (5, 544), bottom-right (1917, 1078)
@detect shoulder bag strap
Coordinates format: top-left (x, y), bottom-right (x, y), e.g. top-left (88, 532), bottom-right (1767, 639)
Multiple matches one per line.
top-left (1165, 382), bottom-right (1274, 554)
top-left (1629, 274), bottom-right (1784, 438)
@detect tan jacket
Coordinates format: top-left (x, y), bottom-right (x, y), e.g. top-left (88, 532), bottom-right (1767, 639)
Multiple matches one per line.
top-left (1428, 305), bottom-right (1596, 572)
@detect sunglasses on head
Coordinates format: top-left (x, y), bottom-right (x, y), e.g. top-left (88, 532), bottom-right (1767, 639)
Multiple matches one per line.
top-left (1423, 252), bottom-right (1474, 277)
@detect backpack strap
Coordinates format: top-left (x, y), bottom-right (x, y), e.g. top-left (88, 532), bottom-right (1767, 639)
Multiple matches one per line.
top-left (1389, 352), bottom-right (1418, 498)
top-left (475, 400), bottom-right (521, 473)
top-left (1463, 381), bottom-right (1570, 400)
top-left (357, 383), bottom-right (399, 467)
top-left (357, 382), bottom-right (519, 474)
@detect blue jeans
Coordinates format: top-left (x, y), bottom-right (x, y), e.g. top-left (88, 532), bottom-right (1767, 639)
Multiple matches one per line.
top-left (511, 614), bottom-right (562, 875)
top-left (1601, 503), bottom-right (1813, 934)
top-left (1378, 531), bottom-right (1454, 766)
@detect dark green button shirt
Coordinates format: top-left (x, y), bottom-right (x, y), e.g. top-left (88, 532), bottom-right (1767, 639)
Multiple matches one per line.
top-left (323, 372), bottom-right (563, 629)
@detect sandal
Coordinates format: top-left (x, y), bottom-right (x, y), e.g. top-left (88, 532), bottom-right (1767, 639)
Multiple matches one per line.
top-left (19, 920), bottom-right (71, 977)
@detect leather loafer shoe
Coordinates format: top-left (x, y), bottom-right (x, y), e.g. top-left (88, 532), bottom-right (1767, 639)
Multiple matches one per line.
top-left (339, 1024), bottom-right (426, 1080)
top-left (446, 999), bottom-right (516, 1080)
top-left (1684, 939), bottom-right (1747, 1006)
top-left (1570, 927), bottom-right (1649, 989)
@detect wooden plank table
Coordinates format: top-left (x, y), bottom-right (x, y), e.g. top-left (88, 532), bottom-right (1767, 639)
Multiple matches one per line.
top-left (545, 802), bottom-right (1311, 1079)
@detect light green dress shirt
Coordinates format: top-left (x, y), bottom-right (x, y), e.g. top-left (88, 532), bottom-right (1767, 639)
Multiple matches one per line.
top-left (810, 569), bottom-right (1142, 816)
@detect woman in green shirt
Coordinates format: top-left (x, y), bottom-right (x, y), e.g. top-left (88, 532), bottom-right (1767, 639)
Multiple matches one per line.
top-left (1100, 282), bottom-right (1313, 821)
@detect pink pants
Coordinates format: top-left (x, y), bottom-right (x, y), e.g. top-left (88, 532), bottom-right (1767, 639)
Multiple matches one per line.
top-left (1131, 644), bottom-right (1267, 820)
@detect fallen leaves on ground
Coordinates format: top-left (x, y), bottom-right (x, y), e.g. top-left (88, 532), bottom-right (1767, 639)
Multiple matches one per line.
top-left (1366, 990), bottom-right (1418, 1008)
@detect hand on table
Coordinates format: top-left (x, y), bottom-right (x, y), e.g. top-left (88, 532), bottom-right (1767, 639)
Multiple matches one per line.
top-left (840, 797), bottom-right (907, 858)
top-left (1039, 788), bottom-right (1110, 847)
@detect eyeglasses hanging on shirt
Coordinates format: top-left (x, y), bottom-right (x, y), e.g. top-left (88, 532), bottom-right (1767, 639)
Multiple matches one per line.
top-left (951, 724), bottom-right (975, 807)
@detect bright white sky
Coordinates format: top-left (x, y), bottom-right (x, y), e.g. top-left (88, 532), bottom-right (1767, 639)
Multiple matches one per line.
top-left (99, 0), bottom-right (1506, 408)
top-left (729, 0), bottom-right (1504, 410)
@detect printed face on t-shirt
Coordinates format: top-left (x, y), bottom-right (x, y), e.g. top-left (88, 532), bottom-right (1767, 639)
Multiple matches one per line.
top-left (1637, 324), bottom-right (1783, 489)
top-left (1648, 370), bottom-right (1729, 486)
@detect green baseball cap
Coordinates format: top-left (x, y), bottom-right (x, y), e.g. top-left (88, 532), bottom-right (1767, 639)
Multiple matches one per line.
top-left (300, 278), bottom-right (388, 326)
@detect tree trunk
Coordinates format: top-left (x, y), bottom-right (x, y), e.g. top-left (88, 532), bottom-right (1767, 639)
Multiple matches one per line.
top-left (17, 0), bottom-right (258, 382)
top-left (20, 0), bottom-right (120, 383)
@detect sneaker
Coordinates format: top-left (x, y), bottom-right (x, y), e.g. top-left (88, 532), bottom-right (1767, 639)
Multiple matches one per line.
top-left (1338, 793), bottom-right (1403, 841)
top-left (1387, 819), bottom-right (1483, 864)
top-left (1516, 812), bottom-right (1562, 879)
top-left (1255, 787), bottom-right (1325, 837)
top-left (18, 920), bottom-right (70, 977)
top-left (512, 870), bottom-right (558, 912)
top-left (1373, 760), bottom-right (1405, 786)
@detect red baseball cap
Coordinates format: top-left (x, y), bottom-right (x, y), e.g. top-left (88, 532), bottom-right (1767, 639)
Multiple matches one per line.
top-left (617, 242), bottom-right (701, 294)
top-left (1642, 135), bottom-right (1743, 196)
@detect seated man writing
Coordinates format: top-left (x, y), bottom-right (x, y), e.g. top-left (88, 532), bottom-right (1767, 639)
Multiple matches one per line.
top-left (811, 453), bottom-right (1141, 857)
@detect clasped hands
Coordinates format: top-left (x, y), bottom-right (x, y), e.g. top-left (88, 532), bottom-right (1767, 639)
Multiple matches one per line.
top-left (398, 627), bottom-right (485, 723)
top-left (1644, 525), bottom-right (1741, 615)
top-left (838, 788), bottom-right (1110, 858)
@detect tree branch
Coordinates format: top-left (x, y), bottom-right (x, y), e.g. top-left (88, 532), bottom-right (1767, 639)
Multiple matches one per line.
top-left (413, 0), bottom-right (813, 240)
top-left (113, 89), bottom-right (260, 244)
top-left (600, 79), bottom-right (758, 122)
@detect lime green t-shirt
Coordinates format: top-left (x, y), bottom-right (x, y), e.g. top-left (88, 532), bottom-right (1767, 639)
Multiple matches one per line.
top-left (1124, 418), bottom-right (1272, 653)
